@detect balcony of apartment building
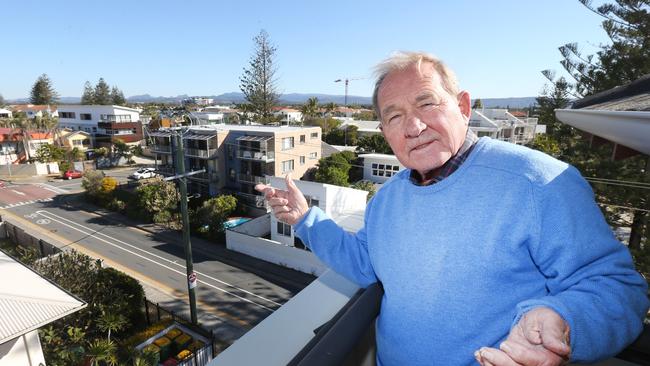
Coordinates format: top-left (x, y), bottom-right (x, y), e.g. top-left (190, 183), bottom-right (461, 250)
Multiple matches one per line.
top-left (148, 131), bottom-right (173, 154)
top-left (97, 114), bottom-right (140, 130)
top-left (236, 135), bottom-right (275, 162)
top-left (184, 131), bottom-right (219, 159)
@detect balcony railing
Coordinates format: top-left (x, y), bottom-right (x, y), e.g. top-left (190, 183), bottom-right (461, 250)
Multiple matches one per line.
top-left (236, 192), bottom-right (267, 208)
top-left (238, 149), bottom-right (275, 162)
top-left (100, 114), bottom-right (133, 123)
top-left (238, 174), bottom-right (268, 185)
top-left (188, 171), bottom-right (218, 182)
top-left (151, 144), bottom-right (172, 154)
top-left (186, 148), bottom-right (218, 159)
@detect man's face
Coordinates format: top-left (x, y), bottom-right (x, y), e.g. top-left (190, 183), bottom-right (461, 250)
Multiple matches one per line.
top-left (377, 62), bottom-right (471, 179)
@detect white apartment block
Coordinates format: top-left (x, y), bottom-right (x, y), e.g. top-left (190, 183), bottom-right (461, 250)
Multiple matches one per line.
top-left (273, 108), bottom-right (302, 123)
top-left (358, 153), bottom-right (404, 184)
top-left (57, 105), bottom-right (143, 146)
top-left (469, 108), bottom-right (539, 144)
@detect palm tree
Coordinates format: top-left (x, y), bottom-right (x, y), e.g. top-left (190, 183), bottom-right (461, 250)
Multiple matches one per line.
top-left (85, 339), bottom-right (117, 366)
top-left (300, 97), bottom-right (319, 124)
top-left (97, 311), bottom-right (127, 342)
top-left (324, 102), bottom-right (337, 117)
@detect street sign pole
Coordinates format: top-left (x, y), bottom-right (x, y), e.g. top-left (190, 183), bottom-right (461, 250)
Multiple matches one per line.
top-left (174, 133), bottom-right (198, 325)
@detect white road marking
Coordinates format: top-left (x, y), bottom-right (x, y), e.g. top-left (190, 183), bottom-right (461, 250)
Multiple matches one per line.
top-left (37, 183), bottom-right (69, 194)
top-left (35, 210), bottom-right (279, 311)
top-left (0, 198), bottom-right (53, 210)
top-left (11, 190), bottom-right (26, 196)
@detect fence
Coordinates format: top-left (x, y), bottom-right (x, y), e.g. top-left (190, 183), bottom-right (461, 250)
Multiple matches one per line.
top-left (143, 298), bottom-right (227, 366)
top-left (1, 218), bottom-right (62, 257)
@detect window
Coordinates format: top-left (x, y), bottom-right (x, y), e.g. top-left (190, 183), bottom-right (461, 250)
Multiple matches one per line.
top-left (282, 137), bottom-right (294, 150)
top-left (72, 140), bottom-right (83, 146)
top-left (281, 159), bottom-right (294, 173)
top-left (371, 163), bottom-right (400, 177)
top-left (300, 135), bottom-right (306, 143)
top-left (80, 113), bottom-right (92, 120)
top-left (229, 169), bottom-right (236, 181)
top-left (309, 152), bottom-right (317, 159)
top-left (60, 112), bottom-right (76, 119)
top-left (277, 222), bottom-right (292, 236)
top-left (92, 127), bottom-right (97, 132)
top-left (300, 156), bottom-right (305, 165)
top-left (310, 132), bottom-right (318, 139)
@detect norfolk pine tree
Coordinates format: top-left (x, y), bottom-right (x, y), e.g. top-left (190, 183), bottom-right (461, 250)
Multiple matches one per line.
top-left (81, 81), bottom-right (95, 104)
top-left (94, 78), bottom-right (112, 105)
top-left (30, 73), bottom-right (59, 105)
top-left (239, 30), bottom-right (279, 123)
top-left (540, 0), bottom-right (650, 250)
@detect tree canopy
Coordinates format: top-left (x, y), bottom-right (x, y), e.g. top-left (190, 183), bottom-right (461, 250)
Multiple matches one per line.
top-left (239, 30), bottom-right (279, 123)
top-left (82, 78), bottom-right (126, 105)
top-left (30, 73), bottom-right (59, 104)
top-left (356, 134), bottom-right (393, 154)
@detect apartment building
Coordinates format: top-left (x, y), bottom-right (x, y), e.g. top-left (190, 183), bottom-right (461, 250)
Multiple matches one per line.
top-left (469, 108), bottom-right (539, 144)
top-left (57, 105), bottom-right (143, 147)
top-left (149, 125), bottom-right (322, 204)
top-left (358, 153), bottom-right (404, 184)
top-left (0, 108), bottom-right (12, 118)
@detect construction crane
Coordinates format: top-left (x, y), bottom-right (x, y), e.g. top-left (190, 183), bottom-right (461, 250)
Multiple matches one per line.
top-left (334, 77), bottom-right (366, 107)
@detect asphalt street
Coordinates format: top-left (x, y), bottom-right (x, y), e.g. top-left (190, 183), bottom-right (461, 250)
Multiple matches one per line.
top-left (0, 168), bottom-right (314, 342)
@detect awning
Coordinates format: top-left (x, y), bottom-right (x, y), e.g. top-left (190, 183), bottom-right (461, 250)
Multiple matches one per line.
top-left (236, 135), bottom-right (273, 142)
top-left (184, 132), bottom-right (217, 140)
top-left (148, 131), bottom-right (173, 138)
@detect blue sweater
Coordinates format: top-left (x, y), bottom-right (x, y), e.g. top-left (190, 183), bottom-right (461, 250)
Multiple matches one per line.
top-left (295, 138), bottom-right (649, 365)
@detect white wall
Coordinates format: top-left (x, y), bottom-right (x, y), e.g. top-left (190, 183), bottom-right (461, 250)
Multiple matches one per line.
top-left (0, 331), bottom-right (46, 366)
top-left (360, 155), bottom-right (404, 184)
top-left (226, 230), bottom-right (327, 276)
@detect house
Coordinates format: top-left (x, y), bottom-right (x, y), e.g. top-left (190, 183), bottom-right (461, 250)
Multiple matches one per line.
top-left (57, 105), bottom-right (143, 147)
top-left (149, 125), bottom-right (322, 207)
top-left (56, 129), bottom-right (93, 151)
top-left (337, 119), bottom-right (382, 138)
top-left (272, 108), bottom-right (302, 123)
top-left (358, 153), bottom-right (404, 184)
top-left (10, 105), bottom-right (58, 119)
top-left (225, 176), bottom-right (367, 275)
top-left (0, 108), bottom-right (12, 119)
top-left (0, 128), bottom-right (25, 164)
top-left (0, 250), bottom-right (86, 366)
top-left (26, 131), bottom-right (54, 159)
top-left (468, 108), bottom-right (539, 144)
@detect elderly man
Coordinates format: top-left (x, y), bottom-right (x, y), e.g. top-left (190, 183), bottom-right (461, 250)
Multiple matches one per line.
top-left (256, 52), bottom-right (648, 365)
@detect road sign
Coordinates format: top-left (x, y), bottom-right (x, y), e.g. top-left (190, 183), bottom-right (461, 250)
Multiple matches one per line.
top-left (188, 272), bottom-right (197, 289)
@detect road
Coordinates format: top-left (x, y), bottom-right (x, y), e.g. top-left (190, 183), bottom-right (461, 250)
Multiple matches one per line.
top-left (0, 174), bottom-right (314, 341)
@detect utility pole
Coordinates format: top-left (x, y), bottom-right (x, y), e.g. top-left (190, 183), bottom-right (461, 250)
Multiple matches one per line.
top-left (173, 133), bottom-right (198, 325)
top-left (335, 77), bottom-right (367, 146)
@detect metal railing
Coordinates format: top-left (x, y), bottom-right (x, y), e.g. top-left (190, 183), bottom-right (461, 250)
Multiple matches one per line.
top-left (237, 149), bottom-right (275, 162)
top-left (152, 145), bottom-right (172, 153)
top-left (237, 174), bottom-right (268, 185)
top-left (186, 148), bottom-right (218, 159)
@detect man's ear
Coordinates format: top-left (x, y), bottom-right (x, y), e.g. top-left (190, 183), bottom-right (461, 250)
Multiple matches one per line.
top-left (457, 91), bottom-right (471, 122)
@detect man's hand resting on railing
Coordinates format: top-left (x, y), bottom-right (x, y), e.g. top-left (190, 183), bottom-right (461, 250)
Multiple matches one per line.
top-left (255, 174), bottom-right (309, 226)
top-left (475, 307), bottom-right (571, 366)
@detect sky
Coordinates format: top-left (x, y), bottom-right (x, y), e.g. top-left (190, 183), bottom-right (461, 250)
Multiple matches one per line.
top-left (0, 0), bottom-right (611, 101)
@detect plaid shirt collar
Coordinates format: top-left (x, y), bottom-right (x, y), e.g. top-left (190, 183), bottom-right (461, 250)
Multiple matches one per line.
top-left (409, 129), bottom-right (479, 186)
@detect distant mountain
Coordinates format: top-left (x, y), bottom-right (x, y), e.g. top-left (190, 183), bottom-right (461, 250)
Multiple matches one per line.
top-left (477, 97), bottom-right (537, 109)
top-left (6, 93), bottom-right (538, 108)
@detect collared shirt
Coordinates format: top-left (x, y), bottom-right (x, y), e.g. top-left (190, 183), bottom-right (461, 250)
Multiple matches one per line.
top-left (409, 128), bottom-right (479, 186)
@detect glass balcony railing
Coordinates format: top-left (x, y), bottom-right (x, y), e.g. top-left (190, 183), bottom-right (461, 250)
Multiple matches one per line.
top-left (237, 174), bottom-right (268, 185)
top-left (151, 144), bottom-right (172, 153)
top-left (238, 149), bottom-right (275, 162)
top-left (186, 148), bottom-right (218, 159)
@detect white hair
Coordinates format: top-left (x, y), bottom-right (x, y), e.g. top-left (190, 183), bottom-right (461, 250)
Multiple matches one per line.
top-left (372, 51), bottom-right (460, 120)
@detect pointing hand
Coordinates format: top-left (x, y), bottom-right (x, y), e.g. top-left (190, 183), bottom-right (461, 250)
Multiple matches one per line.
top-left (255, 174), bottom-right (309, 225)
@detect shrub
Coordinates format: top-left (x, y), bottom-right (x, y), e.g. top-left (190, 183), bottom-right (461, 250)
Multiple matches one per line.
top-left (107, 198), bottom-right (126, 212)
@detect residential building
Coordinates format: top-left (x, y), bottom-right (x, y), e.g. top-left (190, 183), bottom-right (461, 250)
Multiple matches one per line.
top-left (149, 125), bottom-right (322, 205)
top-left (57, 105), bottom-right (143, 147)
top-left (9, 104), bottom-right (58, 119)
top-left (272, 108), bottom-right (302, 123)
top-left (0, 108), bottom-right (12, 119)
top-left (56, 129), bottom-right (93, 151)
top-left (226, 176), bottom-right (367, 275)
top-left (337, 119), bottom-right (382, 138)
top-left (0, 128), bottom-right (24, 164)
top-left (26, 131), bottom-right (54, 159)
top-left (183, 97), bottom-right (214, 106)
top-left (358, 153), bottom-right (404, 184)
top-left (469, 108), bottom-right (539, 144)
top-left (0, 250), bottom-right (86, 366)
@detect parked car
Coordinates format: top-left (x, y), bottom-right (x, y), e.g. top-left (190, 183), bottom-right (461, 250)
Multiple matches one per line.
top-left (129, 167), bottom-right (158, 180)
top-left (63, 170), bottom-right (83, 180)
